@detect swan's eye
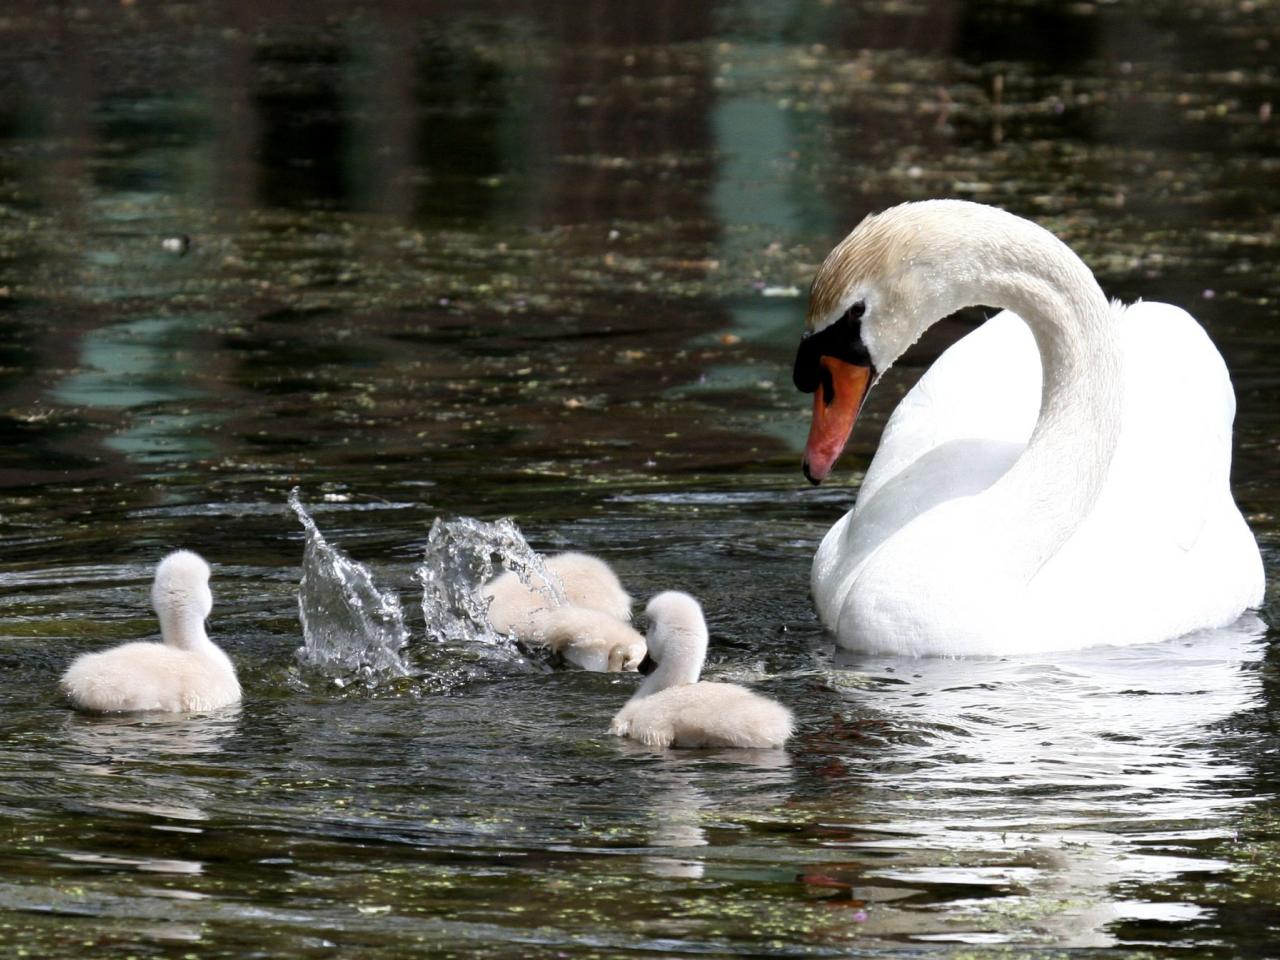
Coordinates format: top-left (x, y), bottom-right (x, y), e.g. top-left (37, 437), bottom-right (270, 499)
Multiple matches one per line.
top-left (792, 299), bottom-right (874, 394)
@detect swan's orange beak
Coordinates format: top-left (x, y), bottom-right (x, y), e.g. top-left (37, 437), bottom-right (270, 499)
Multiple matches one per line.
top-left (802, 357), bottom-right (873, 485)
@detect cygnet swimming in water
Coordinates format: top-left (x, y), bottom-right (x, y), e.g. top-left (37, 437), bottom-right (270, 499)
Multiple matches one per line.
top-left (528, 605), bottom-right (647, 672)
top-left (60, 550), bottom-right (241, 713)
top-left (481, 551), bottom-right (632, 637)
top-left (609, 591), bottom-right (794, 749)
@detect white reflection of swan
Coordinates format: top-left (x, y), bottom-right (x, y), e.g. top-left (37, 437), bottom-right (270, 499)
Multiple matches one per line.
top-left (643, 771), bottom-right (710, 879)
top-left (825, 616), bottom-right (1266, 947)
top-left (62, 851), bottom-right (205, 874)
top-left (62, 708), bottom-right (239, 763)
top-left (626, 747), bottom-right (795, 880)
top-left (58, 709), bottom-right (237, 823)
top-left (49, 713), bottom-right (231, 896)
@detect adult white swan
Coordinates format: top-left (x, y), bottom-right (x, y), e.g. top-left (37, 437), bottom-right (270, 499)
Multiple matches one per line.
top-left (793, 200), bottom-right (1264, 656)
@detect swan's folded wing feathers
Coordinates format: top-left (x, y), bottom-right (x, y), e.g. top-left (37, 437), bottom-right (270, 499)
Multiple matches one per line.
top-left (1110, 301), bottom-right (1232, 553)
top-left (855, 311), bottom-right (1039, 513)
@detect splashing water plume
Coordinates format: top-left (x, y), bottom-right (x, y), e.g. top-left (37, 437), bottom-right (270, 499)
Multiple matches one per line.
top-left (418, 516), bottom-right (564, 645)
top-left (289, 488), bottom-right (410, 684)
top-left (413, 516), bottom-right (563, 683)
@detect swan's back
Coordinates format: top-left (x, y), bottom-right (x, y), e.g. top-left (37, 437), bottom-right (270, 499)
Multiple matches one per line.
top-left (609, 682), bottom-right (793, 749)
top-left (1105, 301), bottom-right (1235, 546)
top-left (1039, 301), bottom-right (1264, 640)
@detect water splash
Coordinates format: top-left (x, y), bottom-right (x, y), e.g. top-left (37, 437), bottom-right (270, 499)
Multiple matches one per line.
top-left (418, 515), bottom-right (564, 646)
top-left (411, 516), bottom-right (563, 685)
top-left (289, 488), bottom-right (410, 684)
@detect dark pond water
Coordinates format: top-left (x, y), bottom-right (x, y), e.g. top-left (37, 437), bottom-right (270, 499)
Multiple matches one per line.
top-left (1, 1), bottom-right (1279, 956)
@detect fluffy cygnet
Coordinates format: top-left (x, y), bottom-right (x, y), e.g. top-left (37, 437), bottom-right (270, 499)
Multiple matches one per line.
top-left (609, 591), bottom-right (793, 749)
top-left (60, 550), bottom-right (241, 714)
top-left (481, 551), bottom-right (631, 637)
top-left (528, 605), bottom-right (647, 672)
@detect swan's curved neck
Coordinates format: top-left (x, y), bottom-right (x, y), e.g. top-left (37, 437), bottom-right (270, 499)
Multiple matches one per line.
top-left (926, 212), bottom-right (1123, 572)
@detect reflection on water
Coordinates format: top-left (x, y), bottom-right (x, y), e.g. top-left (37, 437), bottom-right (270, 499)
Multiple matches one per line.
top-left (55, 315), bottom-right (223, 463)
top-left (816, 617), bottom-right (1267, 946)
top-left (0, 0), bottom-right (1276, 957)
top-left (0, 487), bottom-right (1275, 954)
top-left (61, 709), bottom-right (239, 762)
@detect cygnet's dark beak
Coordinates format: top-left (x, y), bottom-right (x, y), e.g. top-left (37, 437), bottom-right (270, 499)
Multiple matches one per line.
top-left (637, 653), bottom-right (657, 675)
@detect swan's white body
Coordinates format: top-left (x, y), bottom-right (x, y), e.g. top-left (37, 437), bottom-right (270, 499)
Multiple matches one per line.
top-left (801, 201), bottom-right (1264, 656)
top-left (482, 551), bottom-right (631, 637)
top-left (61, 550), bottom-right (241, 713)
top-left (528, 605), bottom-right (647, 672)
top-left (609, 592), bottom-right (793, 749)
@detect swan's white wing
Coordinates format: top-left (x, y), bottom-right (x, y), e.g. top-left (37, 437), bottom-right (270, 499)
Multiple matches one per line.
top-left (1041, 300), bottom-right (1264, 636)
top-left (854, 310), bottom-right (1041, 514)
top-left (815, 311), bottom-right (1041, 636)
top-left (816, 300), bottom-right (1263, 653)
top-left (854, 302), bottom-right (1237, 557)
top-left (1107, 300), bottom-right (1234, 551)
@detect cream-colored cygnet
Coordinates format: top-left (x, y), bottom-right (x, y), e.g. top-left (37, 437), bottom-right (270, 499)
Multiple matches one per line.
top-left (528, 605), bottom-right (647, 672)
top-left (609, 591), bottom-right (793, 749)
top-left (481, 551), bottom-right (640, 672)
top-left (481, 551), bottom-right (632, 636)
top-left (60, 550), bottom-right (241, 713)
top-left (481, 552), bottom-right (632, 634)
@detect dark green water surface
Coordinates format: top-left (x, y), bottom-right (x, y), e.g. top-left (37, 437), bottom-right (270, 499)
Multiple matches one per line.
top-left (1, 2), bottom-right (1279, 956)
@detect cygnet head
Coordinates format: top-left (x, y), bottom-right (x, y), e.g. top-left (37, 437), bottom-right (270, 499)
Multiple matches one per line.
top-left (638, 591), bottom-right (708, 693)
top-left (607, 642), bottom-right (644, 673)
top-left (151, 550), bottom-right (213, 649)
top-left (593, 617), bottom-right (647, 673)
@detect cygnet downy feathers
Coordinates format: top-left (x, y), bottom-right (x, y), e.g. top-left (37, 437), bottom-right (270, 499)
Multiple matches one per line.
top-left (529, 605), bottom-right (646, 672)
top-left (482, 551), bottom-right (631, 634)
top-left (60, 550), bottom-right (241, 714)
top-left (609, 591), bottom-right (793, 749)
